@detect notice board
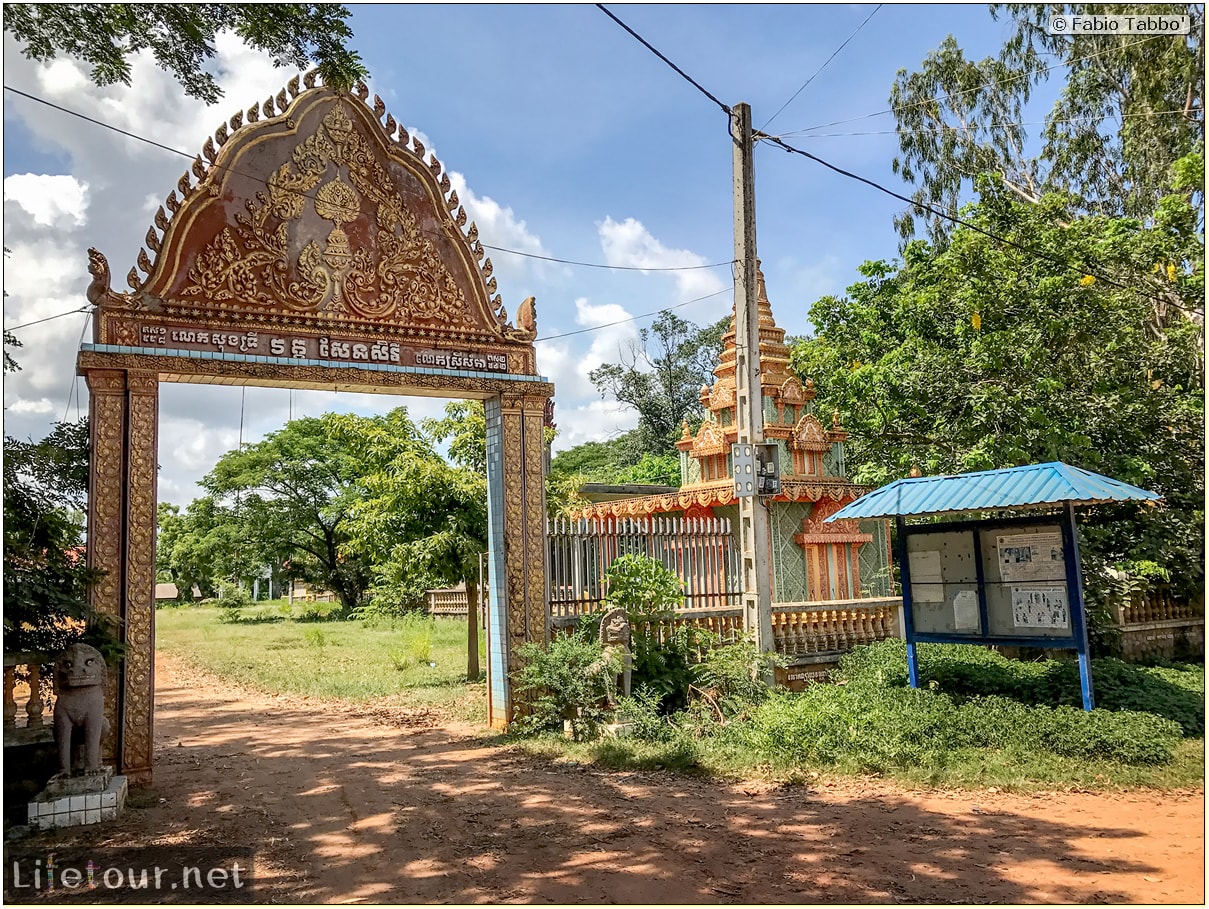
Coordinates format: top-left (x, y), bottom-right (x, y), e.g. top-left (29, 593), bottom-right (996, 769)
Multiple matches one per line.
top-left (902, 517), bottom-right (1077, 645)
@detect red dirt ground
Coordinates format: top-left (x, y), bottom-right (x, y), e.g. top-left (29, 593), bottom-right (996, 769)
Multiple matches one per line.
top-left (20, 652), bottom-right (1205, 904)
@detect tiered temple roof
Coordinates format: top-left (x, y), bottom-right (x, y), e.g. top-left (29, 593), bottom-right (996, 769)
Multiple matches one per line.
top-left (578, 265), bottom-right (866, 519)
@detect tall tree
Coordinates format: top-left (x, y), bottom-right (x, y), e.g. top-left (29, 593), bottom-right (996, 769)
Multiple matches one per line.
top-left (200, 412), bottom-right (388, 614)
top-left (423, 401), bottom-right (487, 476)
top-left (4, 3), bottom-right (367, 100)
top-left (891, 3), bottom-right (1204, 242)
top-left (790, 172), bottom-right (1204, 600)
top-left (338, 409), bottom-right (489, 677)
top-left (588, 311), bottom-right (728, 456)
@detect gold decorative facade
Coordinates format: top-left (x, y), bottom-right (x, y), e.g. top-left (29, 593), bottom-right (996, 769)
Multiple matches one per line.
top-left (577, 266), bottom-right (890, 605)
top-left (78, 74), bottom-right (550, 778)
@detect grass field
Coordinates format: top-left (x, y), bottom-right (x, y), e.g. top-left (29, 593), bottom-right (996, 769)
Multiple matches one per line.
top-left (155, 602), bottom-right (487, 722)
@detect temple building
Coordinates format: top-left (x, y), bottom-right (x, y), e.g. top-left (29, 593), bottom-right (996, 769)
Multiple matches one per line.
top-left (575, 268), bottom-right (895, 612)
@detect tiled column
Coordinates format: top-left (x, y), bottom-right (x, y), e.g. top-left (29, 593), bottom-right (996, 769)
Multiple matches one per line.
top-left (483, 396), bottom-right (510, 727)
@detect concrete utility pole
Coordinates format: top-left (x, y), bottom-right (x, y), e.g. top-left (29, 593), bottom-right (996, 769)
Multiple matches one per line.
top-left (731, 102), bottom-right (775, 653)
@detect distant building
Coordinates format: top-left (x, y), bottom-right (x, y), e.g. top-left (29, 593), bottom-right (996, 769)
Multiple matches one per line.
top-left (154, 583), bottom-right (201, 602)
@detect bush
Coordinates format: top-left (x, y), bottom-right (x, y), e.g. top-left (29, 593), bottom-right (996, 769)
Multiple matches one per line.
top-left (690, 636), bottom-right (786, 721)
top-left (215, 583), bottom-right (253, 624)
top-left (836, 639), bottom-right (1205, 737)
top-left (512, 629), bottom-right (617, 740)
top-left (603, 554), bottom-right (705, 712)
top-left (746, 685), bottom-right (1183, 770)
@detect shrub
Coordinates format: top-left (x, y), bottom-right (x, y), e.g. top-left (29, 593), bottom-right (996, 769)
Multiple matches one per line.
top-left (615, 687), bottom-right (675, 742)
top-left (690, 636), bottom-right (786, 721)
top-left (512, 629), bottom-right (617, 741)
top-left (746, 685), bottom-right (1183, 770)
top-left (836, 639), bottom-right (1205, 737)
top-left (603, 554), bottom-right (707, 712)
top-left (215, 583), bottom-right (253, 624)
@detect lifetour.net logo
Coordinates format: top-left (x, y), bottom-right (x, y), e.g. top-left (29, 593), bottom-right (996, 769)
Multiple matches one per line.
top-left (4, 847), bottom-right (255, 903)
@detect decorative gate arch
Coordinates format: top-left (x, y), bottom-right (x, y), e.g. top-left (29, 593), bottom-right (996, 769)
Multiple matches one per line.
top-left (76, 75), bottom-right (552, 782)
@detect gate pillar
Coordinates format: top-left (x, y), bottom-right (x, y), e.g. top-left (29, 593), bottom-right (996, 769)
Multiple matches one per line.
top-left (484, 393), bottom-right (549, 727)
top-left (84, 368), bottom-right (158, 782)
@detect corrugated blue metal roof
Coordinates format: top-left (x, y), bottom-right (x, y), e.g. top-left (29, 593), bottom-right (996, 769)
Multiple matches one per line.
top-left (826, 462), bottom-right (1160, 521)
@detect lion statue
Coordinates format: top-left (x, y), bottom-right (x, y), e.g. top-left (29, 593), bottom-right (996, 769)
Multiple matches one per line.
top-left (52, 643), bottom-right (110, 777)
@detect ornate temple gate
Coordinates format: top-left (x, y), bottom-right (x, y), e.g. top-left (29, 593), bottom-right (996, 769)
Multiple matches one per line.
top-left (75, 76), bottom-right (552, 782)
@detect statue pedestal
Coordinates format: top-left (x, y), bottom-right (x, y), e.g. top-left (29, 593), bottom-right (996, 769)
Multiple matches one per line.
top-left (28, 770), bottom-right (126, 830)
top-left (43, 767), bottom-right (114, 798)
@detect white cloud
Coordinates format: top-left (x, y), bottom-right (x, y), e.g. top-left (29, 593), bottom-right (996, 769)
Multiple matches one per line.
top-left (537, 297), bottom-right (641, 426)
top-left (3, 174), bottom-right (89, 228)
top-left (551, 398), bottom-right (638, 451)
top-left (448, 170), bottom-right (556, 288)
top-left (6, 397), bottom-right (55, 415)
top-left (598, 216), bottom-right (726, 301)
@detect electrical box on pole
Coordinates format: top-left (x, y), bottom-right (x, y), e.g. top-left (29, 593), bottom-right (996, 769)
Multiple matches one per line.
top-left (732, 442), bottom-right (781, 497)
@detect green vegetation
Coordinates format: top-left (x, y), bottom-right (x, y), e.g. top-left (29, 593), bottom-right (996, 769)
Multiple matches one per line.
top-left (4, 4), bottom-right (367, 102)
top-left (790, 169), bottom-right (1205, 610)
top-left (158, 407), bottom-right (488, 624)
top-left (792, 5), bottom-right (1204, 610)
top-left (510, 637), bottom-right (1205, 792)
top-left (156, 604), bottom-right (485, 718)
top-left (890, 4), bottom-right (1202, 240)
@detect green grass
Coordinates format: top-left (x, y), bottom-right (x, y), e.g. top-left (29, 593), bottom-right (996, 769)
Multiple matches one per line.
top-left (156, 603), bottom-right (487, 721)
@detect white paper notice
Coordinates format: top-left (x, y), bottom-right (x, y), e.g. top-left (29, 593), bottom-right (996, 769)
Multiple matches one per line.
top-left (908, 550), bottom-right (944, 603)
top-left (952, 590), bottom-right (981, 632)
top-left (997, 532), bottom-right (1064, 583)
top-left (1011, 586), bottom-right (1070, 629)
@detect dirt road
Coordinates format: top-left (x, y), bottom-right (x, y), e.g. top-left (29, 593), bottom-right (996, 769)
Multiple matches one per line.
top-left (23, 652), bottom-right (1205, 903)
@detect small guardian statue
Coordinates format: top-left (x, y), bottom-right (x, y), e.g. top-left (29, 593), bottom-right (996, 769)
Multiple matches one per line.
top-left (52, 643), bottom-right (110, 777)
top-left (596, 607), bottom-right (633, 705)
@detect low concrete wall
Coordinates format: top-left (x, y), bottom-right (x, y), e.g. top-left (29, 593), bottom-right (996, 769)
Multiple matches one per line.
top-left (1115, 618), bottom-right (1204, 663)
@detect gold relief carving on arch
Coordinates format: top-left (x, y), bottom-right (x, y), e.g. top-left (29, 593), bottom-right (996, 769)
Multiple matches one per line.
top-left (177, 103), bottom-right (477, 328)
top-left (522, 405), bottom-right (548, 644)
top-left (122, 377), bottom-right (158, 775)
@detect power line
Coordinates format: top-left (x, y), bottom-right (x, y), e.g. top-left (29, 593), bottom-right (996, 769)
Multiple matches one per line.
top-left (3, 84), bottom-right (731, 275)
top-left (536, 287), bottom-right (733, 342)
top-left (760, 4), bottom-right (882, 131)
top-left (756, 133), bottom-right (1205, 317)
top-left (6, 305), bottom-right (92, 332)
top-left (776, 108), bottom-right (1202, 139)
top-left (779, 35), bottom-right (1161, 136)
top-left (480, 244), bottom-right (731, 272)
top-left (596, 4), bottom-right (730, 116)
top-left (61, 310), bottom-right (92, 424)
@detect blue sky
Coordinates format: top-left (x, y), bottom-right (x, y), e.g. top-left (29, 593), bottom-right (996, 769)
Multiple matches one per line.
top-left (3, 3), bottom-right (1045, 504)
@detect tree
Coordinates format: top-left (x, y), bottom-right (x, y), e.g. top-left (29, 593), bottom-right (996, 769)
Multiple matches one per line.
top-left (4, 419), bottom-right (107, 654)
top-left (200, 412), bottom-right (387, 614)
top-left (891, 3), bottom-right (1204, 243)
top-left (4, 3), bottom-right (367, 101)
top-left (423, 401), bottom-right (487, 476)
top-left (588, 312), bottom-right (729, 456)
top-left (790, 173), bottom-right (1204, 601)
top-left (156, 498), bottom-right (250, 599)
top-left (338, 408), bottom-right (489, 677)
